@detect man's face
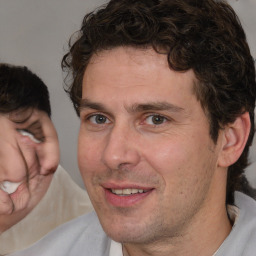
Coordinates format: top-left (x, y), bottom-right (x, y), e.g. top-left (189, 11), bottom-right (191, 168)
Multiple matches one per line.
top-left (78, 47), bottom-right (226, 244)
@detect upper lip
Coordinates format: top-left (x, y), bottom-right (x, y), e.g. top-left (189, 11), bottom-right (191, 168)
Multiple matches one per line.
top-left (102, 181), bottom-right (154, 191)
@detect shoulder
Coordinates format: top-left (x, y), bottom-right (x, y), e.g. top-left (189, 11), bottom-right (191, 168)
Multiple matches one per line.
top-left (234, 191), bottom-right (256, 228)
top-left (216, 192), bottom-right (256, 256)
top-left (234, 192), bottom-right (256, 254)
top-left (10, 211), bottom-right (111, 256)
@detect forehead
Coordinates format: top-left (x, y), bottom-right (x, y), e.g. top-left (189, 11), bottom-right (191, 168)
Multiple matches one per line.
top-left (82, 47), bottom-right (197, 110)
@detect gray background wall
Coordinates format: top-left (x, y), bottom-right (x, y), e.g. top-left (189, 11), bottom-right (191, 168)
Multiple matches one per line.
top-left (0, 0), bottom-right (255, 188)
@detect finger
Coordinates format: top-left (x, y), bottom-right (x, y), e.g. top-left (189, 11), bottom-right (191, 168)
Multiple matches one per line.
top-left (34, 113), bottom-right (60, 175)
top-left (0, 115), bottom-right (30, 214)
top-left (17, 132), bottom-right (40, 182)
top-left (0, 116), bottom-right (27, 181)
top-left (12, 135), bottom-right (39, 212)
top-left (0, 190), bottom-right (14, 215)
top-left (7, 109), bottom-right (60, 176)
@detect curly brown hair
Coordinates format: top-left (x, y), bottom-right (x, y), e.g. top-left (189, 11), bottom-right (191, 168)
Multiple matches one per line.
top-left (62, 0), bottom-right (256, 204)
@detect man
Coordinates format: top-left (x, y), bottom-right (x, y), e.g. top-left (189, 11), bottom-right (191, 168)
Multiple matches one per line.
top-left (11, 0), bottom-right (256, 255)
top-left (0, 64), bottom-right (92, 254)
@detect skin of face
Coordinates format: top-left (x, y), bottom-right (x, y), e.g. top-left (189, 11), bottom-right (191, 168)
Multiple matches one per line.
top-left (78, 47), bottom-right (232, 255)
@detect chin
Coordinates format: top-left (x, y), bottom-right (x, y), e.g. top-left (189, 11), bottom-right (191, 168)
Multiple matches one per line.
top-left (100, 217), bottom-right (151, 244)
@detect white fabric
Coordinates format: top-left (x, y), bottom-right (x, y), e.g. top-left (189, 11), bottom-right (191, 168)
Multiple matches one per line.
top-left (9, 192), bottom-right (256, 256)
top-left (109, 240), bottom-right (123, 256)
top-left (10, 211), bottom-right (111, 256)
top-left (0, 165), bottom-right (93, 255)
top-left (215, 192), bottom-right (256, 255)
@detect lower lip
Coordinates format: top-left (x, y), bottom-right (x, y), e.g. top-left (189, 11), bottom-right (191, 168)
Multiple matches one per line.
top-left (104, 189), bottom-right (153, 207)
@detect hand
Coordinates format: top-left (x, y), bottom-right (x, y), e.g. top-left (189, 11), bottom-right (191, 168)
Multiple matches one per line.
top-left (0, 109), bottom-right (59, 219)
top-left (9, 108), bottom-right (60, 175)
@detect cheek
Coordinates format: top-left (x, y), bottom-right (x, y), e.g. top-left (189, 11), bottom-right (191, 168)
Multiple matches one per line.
top-left (144, 136), bottom-right (191, 174)
top-left (144, 134), bottom-right (213, 190)
top-left (78, 134), bottom-right (103, 180)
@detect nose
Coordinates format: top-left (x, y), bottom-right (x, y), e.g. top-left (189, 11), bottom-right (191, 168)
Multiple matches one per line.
top-left (102, 124), bottom-right (140, 171)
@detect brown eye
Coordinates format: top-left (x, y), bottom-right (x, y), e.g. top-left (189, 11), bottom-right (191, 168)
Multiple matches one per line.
top-left (145, 115), bottom-right (167, 125)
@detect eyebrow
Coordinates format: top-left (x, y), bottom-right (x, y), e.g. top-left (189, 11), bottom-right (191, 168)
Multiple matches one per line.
top-left (80, 99), bottom-right (107, 112)
top-left (127, 102), bottom-right (184, 113)
top-left (80, 99), bottom-right (184, 114)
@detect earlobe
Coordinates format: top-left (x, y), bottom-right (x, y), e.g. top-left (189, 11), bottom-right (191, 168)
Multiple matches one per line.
top-left (218, 112), bottom-right (251, 168)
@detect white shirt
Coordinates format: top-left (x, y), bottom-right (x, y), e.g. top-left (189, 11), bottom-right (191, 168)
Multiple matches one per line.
top-left (9, 192), bottom-right (256, 256)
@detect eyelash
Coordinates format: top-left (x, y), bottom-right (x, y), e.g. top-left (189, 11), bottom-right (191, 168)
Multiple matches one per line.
top-left (87, 114), bottom-right (111, 124)
top-left (84, 113), bottom-right (169, 128)
top-left (143, 114), bottom-right (168, 125)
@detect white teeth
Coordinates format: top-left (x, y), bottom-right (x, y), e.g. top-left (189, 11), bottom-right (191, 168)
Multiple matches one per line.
top-left (113, 189), bottom-right (123, 195)
top-left (0, 181), bottom-right (22, 194)
top-left (132, 188), bottom-right (138, 194)
top-left (18, 130), bottom-right (41, 143)
top-left (122, 189), bottom-right (132, 195)
top-left (111, 188), bottom-right (146, 195)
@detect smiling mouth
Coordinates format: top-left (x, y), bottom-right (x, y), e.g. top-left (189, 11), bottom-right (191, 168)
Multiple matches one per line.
top-left (110, 188), bottom-right (151, 196)
top-left (104, 186), bottom-right (154, 207)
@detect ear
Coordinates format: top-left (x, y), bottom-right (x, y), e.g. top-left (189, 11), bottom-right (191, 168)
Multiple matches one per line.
top-left (218, 112), bottom-right (251, 168)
